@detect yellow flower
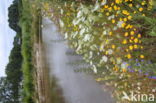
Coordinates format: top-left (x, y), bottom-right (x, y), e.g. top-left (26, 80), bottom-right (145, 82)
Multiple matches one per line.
top-left (140, 46), bottom-right (144, 49)
top-left (129, 39), bottom-right (133, 43)
top-left (142, 2), bottom-right (146, 5)
top-left (119, 18), bottom-right (123, 21)
top-left (122, 10), bottom-right (129, 15)
top-left (124, 32), bottom-right (129, 37)
top-left (133, 11), bottom-right (137, 14)
top-left (126, 49), bottom-right (129, 52)
top-left (117, 7), bottom-right (120, 10)
top-left (122, 39), bottom-right (127, 44)
top-left (115, 0), bottom-right (122, 4)
top-left (127, 54), bottom-right (132, 59)
top-left (131, 36), bottom-right (134, 40)
top-left (106, 12), bottom-right (110, 16)
top-left (112, 19), bottom-right (116, 23)
top-left (108, 7), bottom-right (112, 11)
top-left (124, 18), bottom-right (127, 22)
top-left (134, 38), bottom-right (139, 43)
top-left (104, 5), bottom-right (108, 9)
top-left (129, 45), bottom-right (133, 50)
top-left (128, 16), bottom-right (132, 20)
top-left (113, 5), bottom-right (118, 10)
top-left (112, 45), bottom-right (116, 49)
top-left (134, 45), bottom-right (138, 49)
top-left (130, 31), bottom-right (135, 35)
top-left (122, 68), bottom-right (127, 72)
top-left (139, 8), bottom-right (143, 12)
top-left (121, 22), bottom-right (126, 28)
top-left (138, 34), bottom-right (141, 38)
top-left (109, 32), bottom-right (113, 36)
top-left (129, 4), bottom-right (133, 7)
top-left (111, 3), bottom-right (114, 6)
top-left (140, 55), bottom-right (145, 59)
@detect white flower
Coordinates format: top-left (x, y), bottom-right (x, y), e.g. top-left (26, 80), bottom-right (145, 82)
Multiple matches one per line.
top-left (117, 21), bottom-right (124, 28)
top-left (102, 55), bottom-right (108, 62)
top-left (59, 19), bottom-right (64, 27)
top-left (83, 34), bottom-right (91, 42)
top-left (108, 15), bottom-right (115, 20)
top-left (80, 28), bottom-right (86, 35)
top-left (116, 58), bottom-right (122, 64)
top-left (101, 0), bottom-right (107, 5)
top-left (92, 1), bottom-right (100, 11)
top-left (93, 65), bottom-right (97, 73)
top-left (121, 62), bottom-right (128, 69)
top-left (108, 49), bottom-right (113, 55)
top-left (64, 32), bottom-right (68, 39)
top-left (103, 30), bottom-right (107, 35)
top-left (60, 9), bottom-right (64, 15)
top-left (89, 51), bottom-right (93, 59)
top-left (77, 11), bottom-right (82, 18)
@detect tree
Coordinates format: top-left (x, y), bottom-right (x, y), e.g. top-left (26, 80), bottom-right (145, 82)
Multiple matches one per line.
top-left (1, 35), bottom-right (23, 103)
top-left (0, 77), bottom-right (12, 103)
top-left (8, 0), bottom-right (21, 33)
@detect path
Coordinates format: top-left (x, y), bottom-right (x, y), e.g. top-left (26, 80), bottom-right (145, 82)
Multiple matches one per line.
top-left (42, 17), bottom-right (115, 103)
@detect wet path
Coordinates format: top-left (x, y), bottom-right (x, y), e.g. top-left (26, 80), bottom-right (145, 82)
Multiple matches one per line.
top-left (42, 17), bottom-right (115, 103)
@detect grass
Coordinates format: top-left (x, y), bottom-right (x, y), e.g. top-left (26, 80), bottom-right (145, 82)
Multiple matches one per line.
top-left (19, 0), bottom-right (41, 102)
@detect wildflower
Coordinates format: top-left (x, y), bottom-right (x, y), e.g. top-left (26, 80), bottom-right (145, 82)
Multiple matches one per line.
top-left (138, 34), bottom-right (141, 38)
top-left (131, 36), bottom-right (134, 40)
top-left (140, 46), bottom-right (144, 49)
top-left (121, 22), bottom-right (126, 28)
top-left (129, 4), bottom-right (133, 7)
top-left (133, 11), bottom-right (137, 14)
top-left (142, 1), bottom-right (146, 5)
top-left (109, 32), bottom-right (113, 36)
top-left (112, 44), bottom-right (116, 49)
top-left (117, 7), bottom-right (120, 10)
top-left (134, 38), bottom-right (139, 43)
top-left (115, 0), bottom-right (122, 4)
top-left (122, 68), bottom-right (127, 72)
top-left (124, 32), bottom-right (129, 37)
top-left (126, 49), bottom-right (129, 52)
top-left (108, 7), bottom-right (112, 11)
top-left (140, 55), bottom-right (145, 59)
top-left (106, 12), bottom-right (110, 16)
top-left (112, 19), bottom-right (116, 23)
top-left (129, 45), bottom-right (133, 50)
top-left (130, 31), bottom-right (135, 35)
top-left (119, 18), bottom-right (123, 21)
top-left (122, 39), bottom-right (127, 44)
top-left (104, 5), bottom-right (108, 9)
top-left (102, 56), bottom-right (108, 62)
top-left (127, 54), bottom-right (132, 59)
top-left (129, 39), bottom-right (133, 43)
top-left (128, 16), bottom-right (132, 20)
top-left (139, 8), bottom-right (143, 12)
top-left (113, 5), bottom-right (118, 10)
top-left (122, 10), bottom-right (129, 15)
top-left (124, 18), bottom-right (127, 22)
top-left (134, 45), bottom-right (138, 49)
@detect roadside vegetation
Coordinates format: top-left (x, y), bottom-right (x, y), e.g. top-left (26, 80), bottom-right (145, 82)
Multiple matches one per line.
top-left (42, 0), bottom-right (156, 102)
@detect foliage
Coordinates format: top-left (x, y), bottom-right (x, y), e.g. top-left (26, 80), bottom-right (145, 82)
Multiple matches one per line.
top-left (0, 77), bottom-right (12, 103)
top-left (42, 0), bottom-right (156, 102)
top-left (0, 35), bottom-right (22, 103)
top-left (8, 0), bottom-right (21, 33)
top-left (19, 0), bottom-right (42, 102)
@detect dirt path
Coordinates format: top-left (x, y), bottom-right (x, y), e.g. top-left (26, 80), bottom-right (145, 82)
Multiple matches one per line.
top-left (42, 17), bottom-right (115, 103)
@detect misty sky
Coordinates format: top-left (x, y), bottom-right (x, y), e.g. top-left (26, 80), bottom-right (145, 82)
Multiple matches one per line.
top-left (0, 0), bottom-right (15, 77)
